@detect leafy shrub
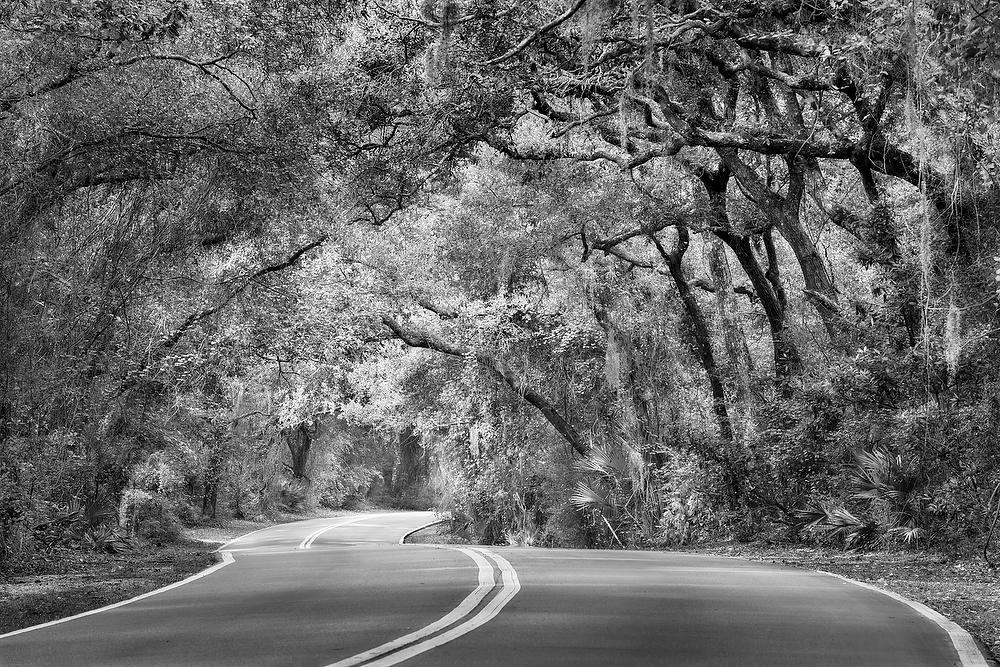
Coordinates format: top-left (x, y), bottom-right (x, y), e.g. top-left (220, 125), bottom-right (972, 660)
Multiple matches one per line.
top-left (795, 503), bottom-right (884, 550)
top-left (278, 478), bottom-right (310, 510)
top-left (171, 499), bottom-right (200, 526)
top-left (538, 502), bottom-right (586, 547)
top-left (119, 489), bottom-right (181, 541)
top-left (0, 442), bottom-right (33, 559)
top-left (318, 463), bottom-right (382, 509)
top-left (31, 494), bottom-right (128, 550)
top-left (80, 525), bottom-right (134, 554)
top-left (657, 462), bottom-right (724, 547)
top-left (796, 446), bottom-right (930, 549)
top-left (850, 447), bottom-right (925, 540)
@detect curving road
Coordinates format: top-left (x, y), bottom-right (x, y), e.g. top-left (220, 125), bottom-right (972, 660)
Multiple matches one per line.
top-left (0, 511), bottom-right (987, 666)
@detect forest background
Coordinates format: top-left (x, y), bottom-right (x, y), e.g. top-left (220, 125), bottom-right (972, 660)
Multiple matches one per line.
top-left (2, 0), bottom-right (1000, 569)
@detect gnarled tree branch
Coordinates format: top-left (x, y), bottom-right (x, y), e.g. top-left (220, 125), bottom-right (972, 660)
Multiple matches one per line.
top-left (382, 315), bottom-right (588, 456)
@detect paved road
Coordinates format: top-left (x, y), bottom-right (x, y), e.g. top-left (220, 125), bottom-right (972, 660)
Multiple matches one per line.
top-left (0, 511), bottom-right (982, 666)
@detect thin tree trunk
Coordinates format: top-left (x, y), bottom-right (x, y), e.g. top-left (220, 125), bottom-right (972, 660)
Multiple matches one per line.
top-left (591, 264), bottom-right (655, 449)
top-left (700, 165), bottom-right (802, 380)
top-left (288, 423), bottom-right (312, 481)
top-left (652, 227), bottom-right (745, 508)
top-left (705, 235), bottom-right (754, 403)
top-left (392, 425), bottom-right (426, 495)
top-left (723, 234), bottom-right (803, 382)
top-left (653, 227), bottom-right (734, 446)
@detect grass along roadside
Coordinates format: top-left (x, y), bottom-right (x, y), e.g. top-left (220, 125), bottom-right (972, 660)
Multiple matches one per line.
top-left (0, 507), bottom-right (352, 636)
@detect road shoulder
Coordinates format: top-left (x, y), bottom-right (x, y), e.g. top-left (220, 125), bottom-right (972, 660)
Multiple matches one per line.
top-left (681, 542), bottom-right (999, 665)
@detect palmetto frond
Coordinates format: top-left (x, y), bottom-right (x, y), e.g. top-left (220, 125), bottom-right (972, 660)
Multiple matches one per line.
top-left (574, 449), bottom-right (614, 477)
top-left (887, 524), bottom-right (925, 544)
top-left (570, 480), bottom-right (608, 511)
top-left (795, 503), bottom-right (882, 548)
top-left (848, 447), bottom-right (925, 536)
top-left (824, 506), bottom-right (863, 529)
top-left (574, 442), bottom-right (629, 479)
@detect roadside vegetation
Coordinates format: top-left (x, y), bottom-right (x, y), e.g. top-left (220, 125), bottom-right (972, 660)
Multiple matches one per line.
top-left (0, 539), bottom-right (216, 636)
top-left (1, 0), bottom-right (998, 652)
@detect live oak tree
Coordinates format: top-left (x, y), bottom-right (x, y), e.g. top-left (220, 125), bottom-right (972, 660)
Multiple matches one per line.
top-left (3, 0), bottom-right (1000, 558)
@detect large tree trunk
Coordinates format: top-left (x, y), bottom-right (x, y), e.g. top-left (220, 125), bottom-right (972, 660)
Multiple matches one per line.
top-left (774, 207), bottom-right (846, 343)
top-left (201, 450), bottom-right (221, 518)
top-left (718, 150), bottom-right (847, 348)
top-left (392, 425), bottom-right (427, 495)
top-left (287, 423), bottom-right (312, 482)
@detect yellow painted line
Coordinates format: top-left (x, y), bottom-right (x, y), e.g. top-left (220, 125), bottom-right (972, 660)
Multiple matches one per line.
top-left (352, 547), bottom-right (520, 667)
top-left (299, 515), bottom-right (399, 549)
top-left (327, 547), bottom-right (496, 667)
top-left (0, 512), bottom-right (442, 642)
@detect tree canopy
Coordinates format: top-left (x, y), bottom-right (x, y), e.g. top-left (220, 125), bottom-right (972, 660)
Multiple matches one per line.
top-left (2, 0), bottom-right (999, 560)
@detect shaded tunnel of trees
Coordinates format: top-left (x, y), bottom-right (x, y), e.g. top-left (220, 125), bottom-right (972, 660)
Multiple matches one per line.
top-left (2, 0), bottom-right (1000, 562)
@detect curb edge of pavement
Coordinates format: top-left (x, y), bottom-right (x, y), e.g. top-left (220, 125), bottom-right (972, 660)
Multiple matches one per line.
top-left (819, 570), bottom-right (996, 667)
top-left (214, 522), bottom-right (282, 552)
top-left (398, 517), bottom-right (451, 545)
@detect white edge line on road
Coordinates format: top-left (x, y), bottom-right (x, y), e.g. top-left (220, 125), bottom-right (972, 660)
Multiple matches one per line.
top-left (820, 570), bottom-right (991, 667)
top-left (300, 514), bottom-right (400, 549)
top-left (300, 516), bottom-right (364, 549)
top-left (343, 547), bottom-right (521, 667)
top-left (220, 511), bottom-right (412, 552)
top-left (0, 551), bottom-right (236, 640)
top-left (397, 518), bottom-right (450, 545)
top-left (214, 522), bottom-right (282, 552)
top-left (326, 547), bottom-right (496, 667)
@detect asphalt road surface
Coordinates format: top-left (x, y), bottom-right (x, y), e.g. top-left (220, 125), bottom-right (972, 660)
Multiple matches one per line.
top-left (0, 510), bottom-right (985, 666)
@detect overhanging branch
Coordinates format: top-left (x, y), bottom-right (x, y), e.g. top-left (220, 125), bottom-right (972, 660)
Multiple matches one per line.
top-left (117, 236), bottom-right (327, 396)
top-left (382, 315), bottom-right (588, 456)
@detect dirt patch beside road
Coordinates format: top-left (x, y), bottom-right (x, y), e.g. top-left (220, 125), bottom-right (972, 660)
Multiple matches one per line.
top-left (0, 542), bottom-right (216, 635)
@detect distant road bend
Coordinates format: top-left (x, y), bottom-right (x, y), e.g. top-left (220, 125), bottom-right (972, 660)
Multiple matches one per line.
top-left (0, 511), bottom-right (989, 666)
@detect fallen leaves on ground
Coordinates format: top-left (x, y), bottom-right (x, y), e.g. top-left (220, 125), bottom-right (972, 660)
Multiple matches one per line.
top-left (0, 542), bottom-right (216, 635)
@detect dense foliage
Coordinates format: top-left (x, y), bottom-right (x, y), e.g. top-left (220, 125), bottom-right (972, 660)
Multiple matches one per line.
top-left (2, 0), bottom-right (999, 562)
